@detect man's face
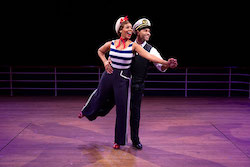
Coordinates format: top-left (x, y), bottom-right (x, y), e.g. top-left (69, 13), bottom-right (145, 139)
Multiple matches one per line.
top-left (137, 28), bottom-right (151, 41)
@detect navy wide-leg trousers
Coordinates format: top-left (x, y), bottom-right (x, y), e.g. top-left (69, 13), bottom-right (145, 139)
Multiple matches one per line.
top-left (81, 69), bottom-right (131, 145)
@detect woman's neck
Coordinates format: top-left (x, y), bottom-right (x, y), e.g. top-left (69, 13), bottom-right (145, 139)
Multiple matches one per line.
top-left (116, 37), bottom-right (128, 49)
top-left (120, 36), bottom-right (127, 43)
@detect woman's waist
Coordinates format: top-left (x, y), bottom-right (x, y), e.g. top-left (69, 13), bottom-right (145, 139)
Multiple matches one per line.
top-left (111, 63), bottom-right (131, 70)
top-left (111, 68), bottom-right (131, 79)
top-left (112, 67), bottom-right (130, 72)
top-left (112, 66), bottom-right (130, 70)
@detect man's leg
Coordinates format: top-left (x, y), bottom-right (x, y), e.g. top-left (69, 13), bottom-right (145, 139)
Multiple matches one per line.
top-left (130, 82), bottom-right (144, 146)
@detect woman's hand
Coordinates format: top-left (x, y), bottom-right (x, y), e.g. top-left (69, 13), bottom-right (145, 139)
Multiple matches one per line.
top-left (161, 58), bottom-right (178, 70)
top-left (168, 58), bottom-right (178, 69)
top-left (104, 58), bottom-right (113, 74)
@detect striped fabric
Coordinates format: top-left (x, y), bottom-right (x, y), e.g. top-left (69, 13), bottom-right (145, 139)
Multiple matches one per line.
top-left (109, 40), bottom-right (134, 69)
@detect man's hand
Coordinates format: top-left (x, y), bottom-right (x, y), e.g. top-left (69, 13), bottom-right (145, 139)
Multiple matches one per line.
top-left (104, 57), bottom-right (113, 74)
top-left (161, 58), bottom-right (178, 71)
top-left (168, 58), bottom-right (178, 69)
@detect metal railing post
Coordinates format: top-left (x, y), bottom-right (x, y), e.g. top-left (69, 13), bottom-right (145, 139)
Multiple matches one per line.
top-left (98, 67), bottom-right (101, 81)
top-left (10, 66), bottom-right (13, 96)
top-left (248, 80), bottom-right (250, 99)
top-left (228, 67), bottom-right (231, 97)
top-left (54, 67), bottom-right (57, 96)
top-left (185, 67), bottom-right (188, 97)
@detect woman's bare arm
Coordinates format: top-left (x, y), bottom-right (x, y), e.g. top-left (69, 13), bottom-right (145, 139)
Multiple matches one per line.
top-left (98, 41), bottom-right (112, 64)
top-left (98, 41), bottom-right (113, 74)
top-left (133, 43), bottom-right (169, 65)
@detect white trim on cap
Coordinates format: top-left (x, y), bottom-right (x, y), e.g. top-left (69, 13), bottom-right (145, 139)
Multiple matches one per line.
top-left (133, 18), bottom-right (151, 34)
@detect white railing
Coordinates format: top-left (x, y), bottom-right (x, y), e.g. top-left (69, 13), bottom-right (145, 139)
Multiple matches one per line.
top-left (0, 66), bottom-right (249, 98)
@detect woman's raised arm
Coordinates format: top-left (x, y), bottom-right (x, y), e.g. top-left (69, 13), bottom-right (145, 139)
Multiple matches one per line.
top-left (132, 43), bottom-right (169, 65)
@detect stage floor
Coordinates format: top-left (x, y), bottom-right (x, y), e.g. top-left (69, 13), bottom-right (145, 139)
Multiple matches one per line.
top-left (0, 96), bottom-right (249, 167)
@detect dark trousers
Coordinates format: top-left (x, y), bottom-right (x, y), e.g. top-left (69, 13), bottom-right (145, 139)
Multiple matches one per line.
top-left (81, 69), bottom-right (131, 145)
top-left (130, 82), bottom-right (144, 144)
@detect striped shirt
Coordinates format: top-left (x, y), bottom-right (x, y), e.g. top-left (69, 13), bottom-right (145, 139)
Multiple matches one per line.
top-left (109, 40), bottom-right (134, 69)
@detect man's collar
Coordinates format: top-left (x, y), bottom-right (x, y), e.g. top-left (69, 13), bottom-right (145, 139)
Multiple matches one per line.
top-left (135, 40), bottom-right (147, 48)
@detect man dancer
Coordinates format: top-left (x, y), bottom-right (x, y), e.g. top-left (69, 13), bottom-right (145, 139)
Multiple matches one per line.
top-left (130, 18), bottom-right (178, 149)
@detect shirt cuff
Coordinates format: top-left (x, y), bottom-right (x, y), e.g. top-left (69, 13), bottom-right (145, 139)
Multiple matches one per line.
top-left (154, 63), bottom-right (167, 72)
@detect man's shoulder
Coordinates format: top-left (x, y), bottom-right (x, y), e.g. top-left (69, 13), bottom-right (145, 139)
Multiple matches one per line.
top-left (144, 42), bottom-right (153, 52)
top-left (145, 43), bottom-right (159, 51)
top-left (145, 42), bottom-right (153, 48)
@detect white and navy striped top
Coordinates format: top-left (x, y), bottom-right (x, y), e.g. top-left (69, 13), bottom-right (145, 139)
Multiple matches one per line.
top-left (109, 40), bottom-right (134, 69)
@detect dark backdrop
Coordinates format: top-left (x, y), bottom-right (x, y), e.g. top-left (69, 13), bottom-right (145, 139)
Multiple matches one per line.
top-left (2, 1), bottom-right (248, 67)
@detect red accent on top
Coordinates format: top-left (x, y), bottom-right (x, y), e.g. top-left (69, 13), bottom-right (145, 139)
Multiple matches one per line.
top-left (120, 16), bottom-right (128, 23)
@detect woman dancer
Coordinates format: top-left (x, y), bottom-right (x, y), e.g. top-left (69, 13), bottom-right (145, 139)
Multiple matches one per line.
top-left (79, 16), bottom-right (170, 149)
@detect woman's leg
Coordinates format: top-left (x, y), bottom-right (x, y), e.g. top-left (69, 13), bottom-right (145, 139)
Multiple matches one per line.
top-left (113, 70), bottom-right (130, 145)
top-left (80, 71), bottom-right (114, 121)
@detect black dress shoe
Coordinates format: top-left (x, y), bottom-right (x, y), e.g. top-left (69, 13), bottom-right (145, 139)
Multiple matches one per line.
top-left (132, 142), bottom-right (143, 150)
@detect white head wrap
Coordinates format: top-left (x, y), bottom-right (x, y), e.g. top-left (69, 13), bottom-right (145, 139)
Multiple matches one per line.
top-left (115, 16), bottom-right (129, 35)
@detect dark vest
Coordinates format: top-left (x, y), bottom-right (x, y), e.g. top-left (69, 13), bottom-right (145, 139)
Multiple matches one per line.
top-left (131, 43), bottom-right (153, 83)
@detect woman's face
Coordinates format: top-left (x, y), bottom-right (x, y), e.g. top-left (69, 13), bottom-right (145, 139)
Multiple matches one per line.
top-left (120, 23), bottom-right (133, 39)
